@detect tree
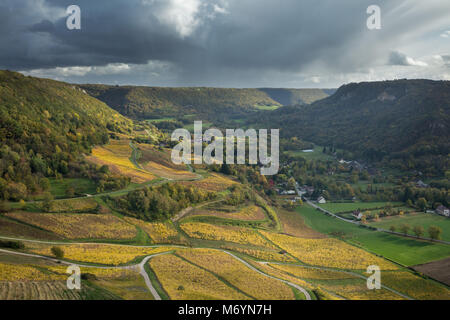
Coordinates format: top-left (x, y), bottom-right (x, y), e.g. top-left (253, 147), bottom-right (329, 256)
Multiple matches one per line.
top-left (42, 192), bottom-right (54, 212)
top-left (428, 226), bottom-right (442, 240)
top-left (39, 178), bottom-right (50, 191)
top-left (389, 225), bottom-right (396, 232)
top-left (220, 163), bottom-right (231, 175)
top-left (99, 165), bottom-right (109, 174)
top-left (66, 186), bottom-right (75, 198)
top-left (399, 224), bottom-right (410, 235)
top-left (0, 201), bottom-right (10, 213)
top-left (7, 182), bottom-right (27, 201)
top-left (416, 198), bottom-right (428, 212)
top-left (51, 246), bottom-right (64, 259)
top-left (19, 199), bottom-right (26, 209)
top-left (350, 174), bottom-right (359, 184)
top-left (287, 177), bottom-right (296, 190)
top-left (413, 225), bottom-right (424, 238)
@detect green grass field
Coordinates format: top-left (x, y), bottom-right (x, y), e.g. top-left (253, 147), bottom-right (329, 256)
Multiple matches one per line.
top-left (49, 178), bottom-right (97, 198)
top-left (284, 150), bottom-right (333, 161)
top-left (183, 122), bottom-right (213, 132)
top-left (370, 213), bottom-right (450, 242)
top-left (296, 205), bottom-right (450, 266)
top-left (317, 202), bottom-right (404, 214)
top-left (254, 105), bottom-right (281, 111)
top-left (146, 117), bottom-right (177, 123)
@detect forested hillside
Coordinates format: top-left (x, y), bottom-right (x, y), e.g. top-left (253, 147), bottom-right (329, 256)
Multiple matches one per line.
top-left (259, 80), bottom-right (450, 175)
top-left (259, 88), bottom-right (334, 105)
top-left (0, 71), bottom-right (133, 200)
top-left (80, 85), bottom-right (332, 119)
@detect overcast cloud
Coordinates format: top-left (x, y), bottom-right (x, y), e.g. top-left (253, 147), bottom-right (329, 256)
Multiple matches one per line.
top-left (0, 0), bottom-right (449, 87)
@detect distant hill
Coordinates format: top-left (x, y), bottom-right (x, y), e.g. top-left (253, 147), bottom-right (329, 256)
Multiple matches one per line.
top-left (258, 88), bottom-right (334, 106)
top-left (260, 80), bottom-right (450, 174)
top-left (0, 71), bottom-right (133, 199)
top-left (80, 85), bottom-right (332, 120)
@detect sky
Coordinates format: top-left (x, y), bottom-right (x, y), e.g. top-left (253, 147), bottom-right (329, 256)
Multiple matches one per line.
top-left (0, 0), bottom-right (449, 88)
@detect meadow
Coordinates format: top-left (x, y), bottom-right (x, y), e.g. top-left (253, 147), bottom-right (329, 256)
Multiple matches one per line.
top-left (370, 213), bottom-right (450, 242)
top-left (45, 197), bottom-right (99, 213)
top-left (284, 147), bottom-right (334, 161)
top-left (317, 202), bottom-right (403, 214)
top-left (297, 205), bottom-right (450, 266)
top-left (254, 105), bottom-right (281, 111)
top-left (49, 178), bottom-right (97, 198)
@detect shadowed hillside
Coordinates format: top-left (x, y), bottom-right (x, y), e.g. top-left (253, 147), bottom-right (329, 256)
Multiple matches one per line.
top-left (80, 85), bottom-right (332, 120)
top-left (259, 88), bottom-right (333, 105)
top-left (257, 80), bottom-right (450, 174)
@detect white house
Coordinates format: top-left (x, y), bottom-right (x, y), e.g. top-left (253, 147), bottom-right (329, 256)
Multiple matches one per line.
top-left (352, 211), bottom-right (363, 220)
top-left (436, 205), bottom-right (450, 217)
top-left (280, 190), bottom-right (296, 196)
top-left (317, 196), bottom-right (326, 204)
top-left (416, 180), bottom-right (429, 188)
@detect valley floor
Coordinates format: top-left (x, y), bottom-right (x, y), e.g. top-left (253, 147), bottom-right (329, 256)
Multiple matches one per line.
top-left (1, 140), bottom-right (449, 300)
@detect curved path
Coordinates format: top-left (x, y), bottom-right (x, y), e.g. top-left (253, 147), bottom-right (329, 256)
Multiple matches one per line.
top-left (223, 251), bottom-right (312, 300)
top-left (129, 142), bottom-right (144, 170)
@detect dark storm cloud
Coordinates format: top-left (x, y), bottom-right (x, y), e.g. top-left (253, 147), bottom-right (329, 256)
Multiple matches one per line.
top-left (0, 0), bottom-right (201, 69)
top-left (0, 0), bottom-right (448, 86)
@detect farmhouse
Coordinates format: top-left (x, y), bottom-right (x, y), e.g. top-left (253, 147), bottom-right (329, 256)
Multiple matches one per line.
top-left (436, 205), bottom-right (450, 217)
top-left (317, 196), bottom-right (326, 204)
top-left (352, 210), bottom-right (363, 220)
top-left (416, 180), bottom-right (429, 188)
